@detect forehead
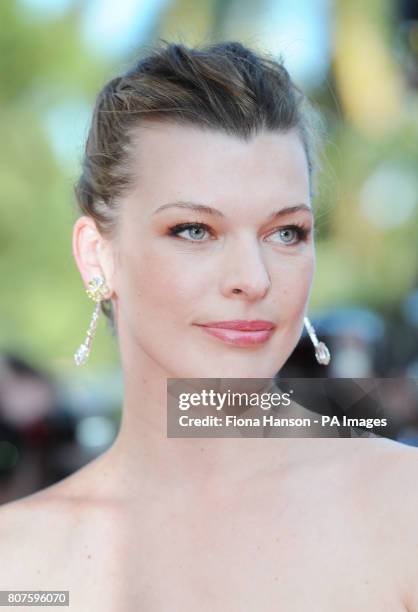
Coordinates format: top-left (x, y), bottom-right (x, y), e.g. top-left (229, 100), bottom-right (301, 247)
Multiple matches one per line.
top-left (126, 121), bottom-right (311, 211)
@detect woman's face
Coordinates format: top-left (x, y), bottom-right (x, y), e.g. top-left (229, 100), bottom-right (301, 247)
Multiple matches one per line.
top-left (111, 122), bottom-right (315, 379)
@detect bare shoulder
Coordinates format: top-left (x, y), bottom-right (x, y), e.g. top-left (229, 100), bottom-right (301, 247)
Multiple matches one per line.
top-left (372, 439), bottom-right (418, 598)
top-left (336, 435), bottom-right (418, 506)
top-left (0, 480), bottom-right (90, 568)
top-left (351, 435), bottom-right (418, 495)
top-left (297, 436), bottom-right (418, 550)
top-left (0, 457), bottom-right (120, 590)
top-left (344, 436), bottom-right (418, 610)
top-left (0, 487), bottom-right (123, 612)
top-left (0, 491), bottom-right (74, 588)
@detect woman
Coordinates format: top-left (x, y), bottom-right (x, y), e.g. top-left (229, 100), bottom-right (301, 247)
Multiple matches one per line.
top-left (1, 40), bottom-right (417, 611)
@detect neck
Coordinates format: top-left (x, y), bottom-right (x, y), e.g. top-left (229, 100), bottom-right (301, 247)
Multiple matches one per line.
top-left (95, 336), bottom-right (317, 506)
top-left (111, 374), bottom-right (283, 498)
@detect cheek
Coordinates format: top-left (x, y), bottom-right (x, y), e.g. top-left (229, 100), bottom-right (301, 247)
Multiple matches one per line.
top-left (127, 248), bottom-right (207, 321)
top-left (272, 252), bottom-right (315, 307)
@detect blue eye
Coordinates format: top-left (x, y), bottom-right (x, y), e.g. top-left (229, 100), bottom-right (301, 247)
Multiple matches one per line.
top-left (168, 222), bottom-right (309, 245)
top-left (268, 226), bottom-right (308, 245)
top-left (279, 228), bottom-right (297, 243)
top-left (169, 222), bottom-right (211, 241)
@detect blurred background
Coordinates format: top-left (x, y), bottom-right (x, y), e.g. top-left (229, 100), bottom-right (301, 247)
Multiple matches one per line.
top-left (0, 0), bottom-right (417, 503)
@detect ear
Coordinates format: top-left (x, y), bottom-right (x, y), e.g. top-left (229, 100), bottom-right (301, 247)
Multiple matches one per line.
top-left (72, 216), bottom-right (116, 297)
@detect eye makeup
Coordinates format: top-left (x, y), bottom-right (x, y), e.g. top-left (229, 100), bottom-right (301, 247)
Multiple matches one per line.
top-left (167, 221), bottom-right (312, 246)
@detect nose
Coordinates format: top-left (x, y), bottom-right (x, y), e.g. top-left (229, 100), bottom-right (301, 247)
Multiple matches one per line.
top-left (219, 233), bottom-right (271, 301)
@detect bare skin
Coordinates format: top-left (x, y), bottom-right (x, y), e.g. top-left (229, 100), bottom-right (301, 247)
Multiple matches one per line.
top-left (0, 436), bottom-right (418, 611)
top-left (1, 124), bottom-right (417, 610)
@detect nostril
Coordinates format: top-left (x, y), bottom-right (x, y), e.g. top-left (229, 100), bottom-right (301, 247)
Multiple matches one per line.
top-left (232, 288), bottom-right (242, 294)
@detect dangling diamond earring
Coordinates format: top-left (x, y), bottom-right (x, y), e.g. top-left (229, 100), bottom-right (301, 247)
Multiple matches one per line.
top-left (74, 275), bottom-right (111, 366)
top-left (304, 316), bottom-right (331, 365)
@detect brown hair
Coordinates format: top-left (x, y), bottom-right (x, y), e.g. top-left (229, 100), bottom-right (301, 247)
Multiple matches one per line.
top-left (74, 39), bottom-right (323, 331)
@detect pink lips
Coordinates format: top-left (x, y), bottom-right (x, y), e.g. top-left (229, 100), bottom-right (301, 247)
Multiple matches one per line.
top-left (195, 320), bottom-right (276, 347)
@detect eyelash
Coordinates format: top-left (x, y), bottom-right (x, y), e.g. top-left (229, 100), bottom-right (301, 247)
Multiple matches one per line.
top-left (168, 222), bottom-right (310, 246)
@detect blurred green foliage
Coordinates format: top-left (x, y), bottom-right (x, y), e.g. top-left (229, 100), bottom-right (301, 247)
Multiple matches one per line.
top-left (0, 0), bottom-right (117, 370)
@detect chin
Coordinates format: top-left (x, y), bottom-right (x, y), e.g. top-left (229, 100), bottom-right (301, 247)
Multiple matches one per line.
top-left (171, 357), bottom-right (283, 381)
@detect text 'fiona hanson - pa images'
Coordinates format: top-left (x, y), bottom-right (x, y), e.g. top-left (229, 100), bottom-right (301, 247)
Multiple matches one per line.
top-left (175, 413), bottom-right (387, 430)
top-left (166, 378), bottom-right (404, 438)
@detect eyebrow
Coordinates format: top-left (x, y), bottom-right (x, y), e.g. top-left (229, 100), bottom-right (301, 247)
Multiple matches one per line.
top-left (152, 200), bottom-right (312, 220)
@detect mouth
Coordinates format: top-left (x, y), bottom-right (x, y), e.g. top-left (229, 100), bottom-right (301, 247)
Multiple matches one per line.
top-left (194, 320), bottom-right (276, 347)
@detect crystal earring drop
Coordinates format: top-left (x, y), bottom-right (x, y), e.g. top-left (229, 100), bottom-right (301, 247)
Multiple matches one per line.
top-left (74, 275), bottom-right (111, 366)
top-left (304, 316), bottom-right (331, 366)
